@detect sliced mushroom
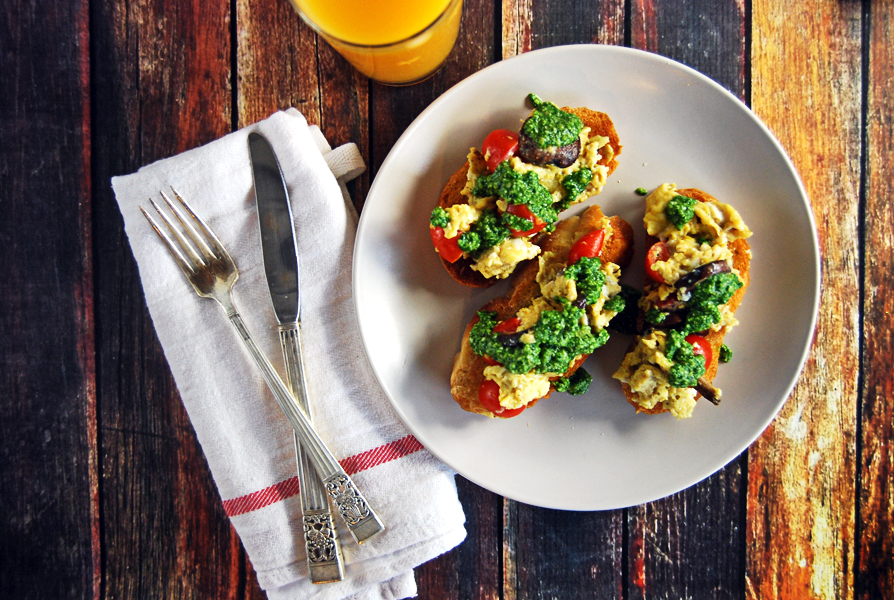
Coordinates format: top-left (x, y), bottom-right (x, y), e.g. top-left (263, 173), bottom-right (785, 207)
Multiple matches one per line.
top-left (695, 377), bottom-right (721, 405)
top-left (517, 131), bottom-right (581, 167)
top-left (675, 260), bottom-right (731, 290)
top-left (498, 329), bottom-right (531, 348)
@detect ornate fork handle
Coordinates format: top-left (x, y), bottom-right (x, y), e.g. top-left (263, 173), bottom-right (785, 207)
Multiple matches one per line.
top-left (223, 298), bottom-right (384, 544)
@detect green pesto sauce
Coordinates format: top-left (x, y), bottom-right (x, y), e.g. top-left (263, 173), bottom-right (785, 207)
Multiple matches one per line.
top-left (470, 304), bottom-right (607, 375)
top-left (430, 207), bottom-right (450, 228)
top-left (522, 93), bottom-right (584, 148)
top-left (554, 368), bottom-right (592, 395)
top-left (719, 344), bottom-right (733, 363)
top-left (603, 293), bottom-right (626, 315)
top-left (666, 194), bottom-right (697, 229)
top-left (472, 161), bottom-right (558, 225)
top-left (560, 167), bottom-right (593, 207)
top-left (563, 256), bottom-right (605, 306)
top-left (664, 329), bottom-right (706, 388)
top-left (501, 211), bottom-right (535, 233)
top-left (681, 272), bottom-right (743, 334)
top-left (645, 307), bottom-right (667, 325)
top-left (458, 208), bottom-right (509, 257)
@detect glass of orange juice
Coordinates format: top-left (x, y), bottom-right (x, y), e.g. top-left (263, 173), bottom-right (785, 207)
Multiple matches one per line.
top-left (287, 0), bottom-right (463, 85)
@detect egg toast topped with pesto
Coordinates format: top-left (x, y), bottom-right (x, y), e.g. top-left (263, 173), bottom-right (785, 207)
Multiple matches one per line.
top-left (450, 204), bottom-right (634, 418)
top-left (430, 94), bottom-right (622, 288)
top-left (613, 185), bottom-right (752, 419)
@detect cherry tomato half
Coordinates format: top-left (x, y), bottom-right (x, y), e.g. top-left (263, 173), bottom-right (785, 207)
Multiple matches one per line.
top-left (568, 229), bottom-right (606, 264)
top-left (505, 203), bottom-right (547, 238)
top-left (429, 226), bottom-right (463, 263)
top-left (482, 129), bottom-right (519, 172)
top-left (685, 334), bottom-right (713, 369)
top-left (478, 379), bottom-right (526, 418)
top-left (493, 317), bottom-right (521, 334)
top-left (645, 241), bottom-right (671, 284)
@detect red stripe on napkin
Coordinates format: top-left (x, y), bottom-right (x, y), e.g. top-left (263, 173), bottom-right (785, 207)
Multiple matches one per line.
top-left (222, 434), bottom-right (425, 517)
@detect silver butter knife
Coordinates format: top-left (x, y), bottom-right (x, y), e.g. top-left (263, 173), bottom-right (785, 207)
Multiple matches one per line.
top-left (249, 133), bottom-right (384, 565)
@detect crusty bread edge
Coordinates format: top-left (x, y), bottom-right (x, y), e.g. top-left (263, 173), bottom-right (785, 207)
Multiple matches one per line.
top-left (451, 205), bottom-right (634, 418)
top-left (622, 187), bottom-right (751, 415)
top-left (436, 107), bottom-right (622, 288)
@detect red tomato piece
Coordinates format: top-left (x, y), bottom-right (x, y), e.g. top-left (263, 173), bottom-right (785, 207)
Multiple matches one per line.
top-left (493, 317), bottom-right (521, 334)
top-left (568, 229), bottom-right (606, 264)
top-left (482, 129), bottom-right (519, 172)
top-left (645, 241), bottom-right (671, 284)
top-left (505, 203), bottom-right (547, 237)
top-left (478, 379), bottom-right (526, 418)
top-left (429, 226), bottom-right (463, 263)
top-left (685, 334), bottom-right (713, 368)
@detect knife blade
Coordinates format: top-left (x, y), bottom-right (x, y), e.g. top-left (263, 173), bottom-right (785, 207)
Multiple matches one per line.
top-left (248, 133), bottom-right (384, 572)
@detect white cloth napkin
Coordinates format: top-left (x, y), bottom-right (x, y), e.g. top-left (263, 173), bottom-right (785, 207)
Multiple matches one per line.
top-left (111, 109), bottom-right (467, 599)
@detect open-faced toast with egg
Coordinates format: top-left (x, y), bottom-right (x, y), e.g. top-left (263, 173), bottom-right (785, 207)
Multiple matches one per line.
top-left (450, 204), bottom-right (634, 418)
top-left (429, 94), bottom-right (622, 288)
top-left (612, 185), bottom-right (752, 419)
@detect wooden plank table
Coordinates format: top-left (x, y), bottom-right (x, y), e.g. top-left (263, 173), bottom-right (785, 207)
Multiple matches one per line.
top-left (2, 0), bottom-right (892, 597)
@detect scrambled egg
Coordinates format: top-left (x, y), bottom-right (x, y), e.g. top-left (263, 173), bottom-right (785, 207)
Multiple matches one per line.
top-left (442, 204), bottom-right (480, 239)
top-left (483, 365), bottom-right (555, 409)
top-left (588, 261), bottom-right (623, 330)
top-left (644, 183), bottom-right (751, 244)
top-left (470, 237), bottom-right (540, 279)
top-left (612, 330), bottom-right (698, 420)
top-left (516, 297), bottom-right (553, 330)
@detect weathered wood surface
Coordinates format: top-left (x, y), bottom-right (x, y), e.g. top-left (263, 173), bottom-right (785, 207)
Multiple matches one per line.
top-left (2, 0), bottom-right (892, 598)
top-left (747, 1), bottom-right (862, 598)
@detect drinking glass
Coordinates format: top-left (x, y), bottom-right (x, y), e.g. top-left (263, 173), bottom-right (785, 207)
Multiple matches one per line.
top-left (288, 0), bottom-right (463, 85)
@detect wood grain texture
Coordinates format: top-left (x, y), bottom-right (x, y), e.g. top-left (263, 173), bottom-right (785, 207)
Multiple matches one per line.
top-left (90, 0), bottom-right (248, 597)
top-left (628, 463), bottom-right (745, 599)
top-left (858, 1), bottom-right (894, 598)
top-left (747, 1), bottom-right (862, 598)
top-left (0, 0), bottom-right (97, 597)
top-left (630, 0), bottom-right (746, 98)
top-left (505, 504), bottom-right (624, 600)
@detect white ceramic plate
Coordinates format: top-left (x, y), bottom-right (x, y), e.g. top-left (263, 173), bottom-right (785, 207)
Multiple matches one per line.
top-left (353, 45), bottom-right (819, 510)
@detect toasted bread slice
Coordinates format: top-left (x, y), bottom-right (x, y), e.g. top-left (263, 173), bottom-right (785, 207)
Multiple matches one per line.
top-left (451, 205), bottom-right (634, 417)
top-left (619, 187), bottom-right (751, 416)
top-left (437, 106), bottom-right (622, 288)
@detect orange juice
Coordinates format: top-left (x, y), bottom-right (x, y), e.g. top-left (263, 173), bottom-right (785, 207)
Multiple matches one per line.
top-left (288, 0), bottom-right (463, 84)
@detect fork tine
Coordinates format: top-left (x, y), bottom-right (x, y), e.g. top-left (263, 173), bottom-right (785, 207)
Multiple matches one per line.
top-left (165, 187), bottom-right (235, 264)
top-left (149, 197), bottom-right (206, 268)
top-left (159, 190), bottom-right (217, 264)
top-left (140, 205), bottom-right (198, 279)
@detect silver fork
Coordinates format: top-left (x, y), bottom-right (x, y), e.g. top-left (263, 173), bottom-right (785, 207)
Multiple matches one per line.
top-left (141, 188), bottom-right (385, 544)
